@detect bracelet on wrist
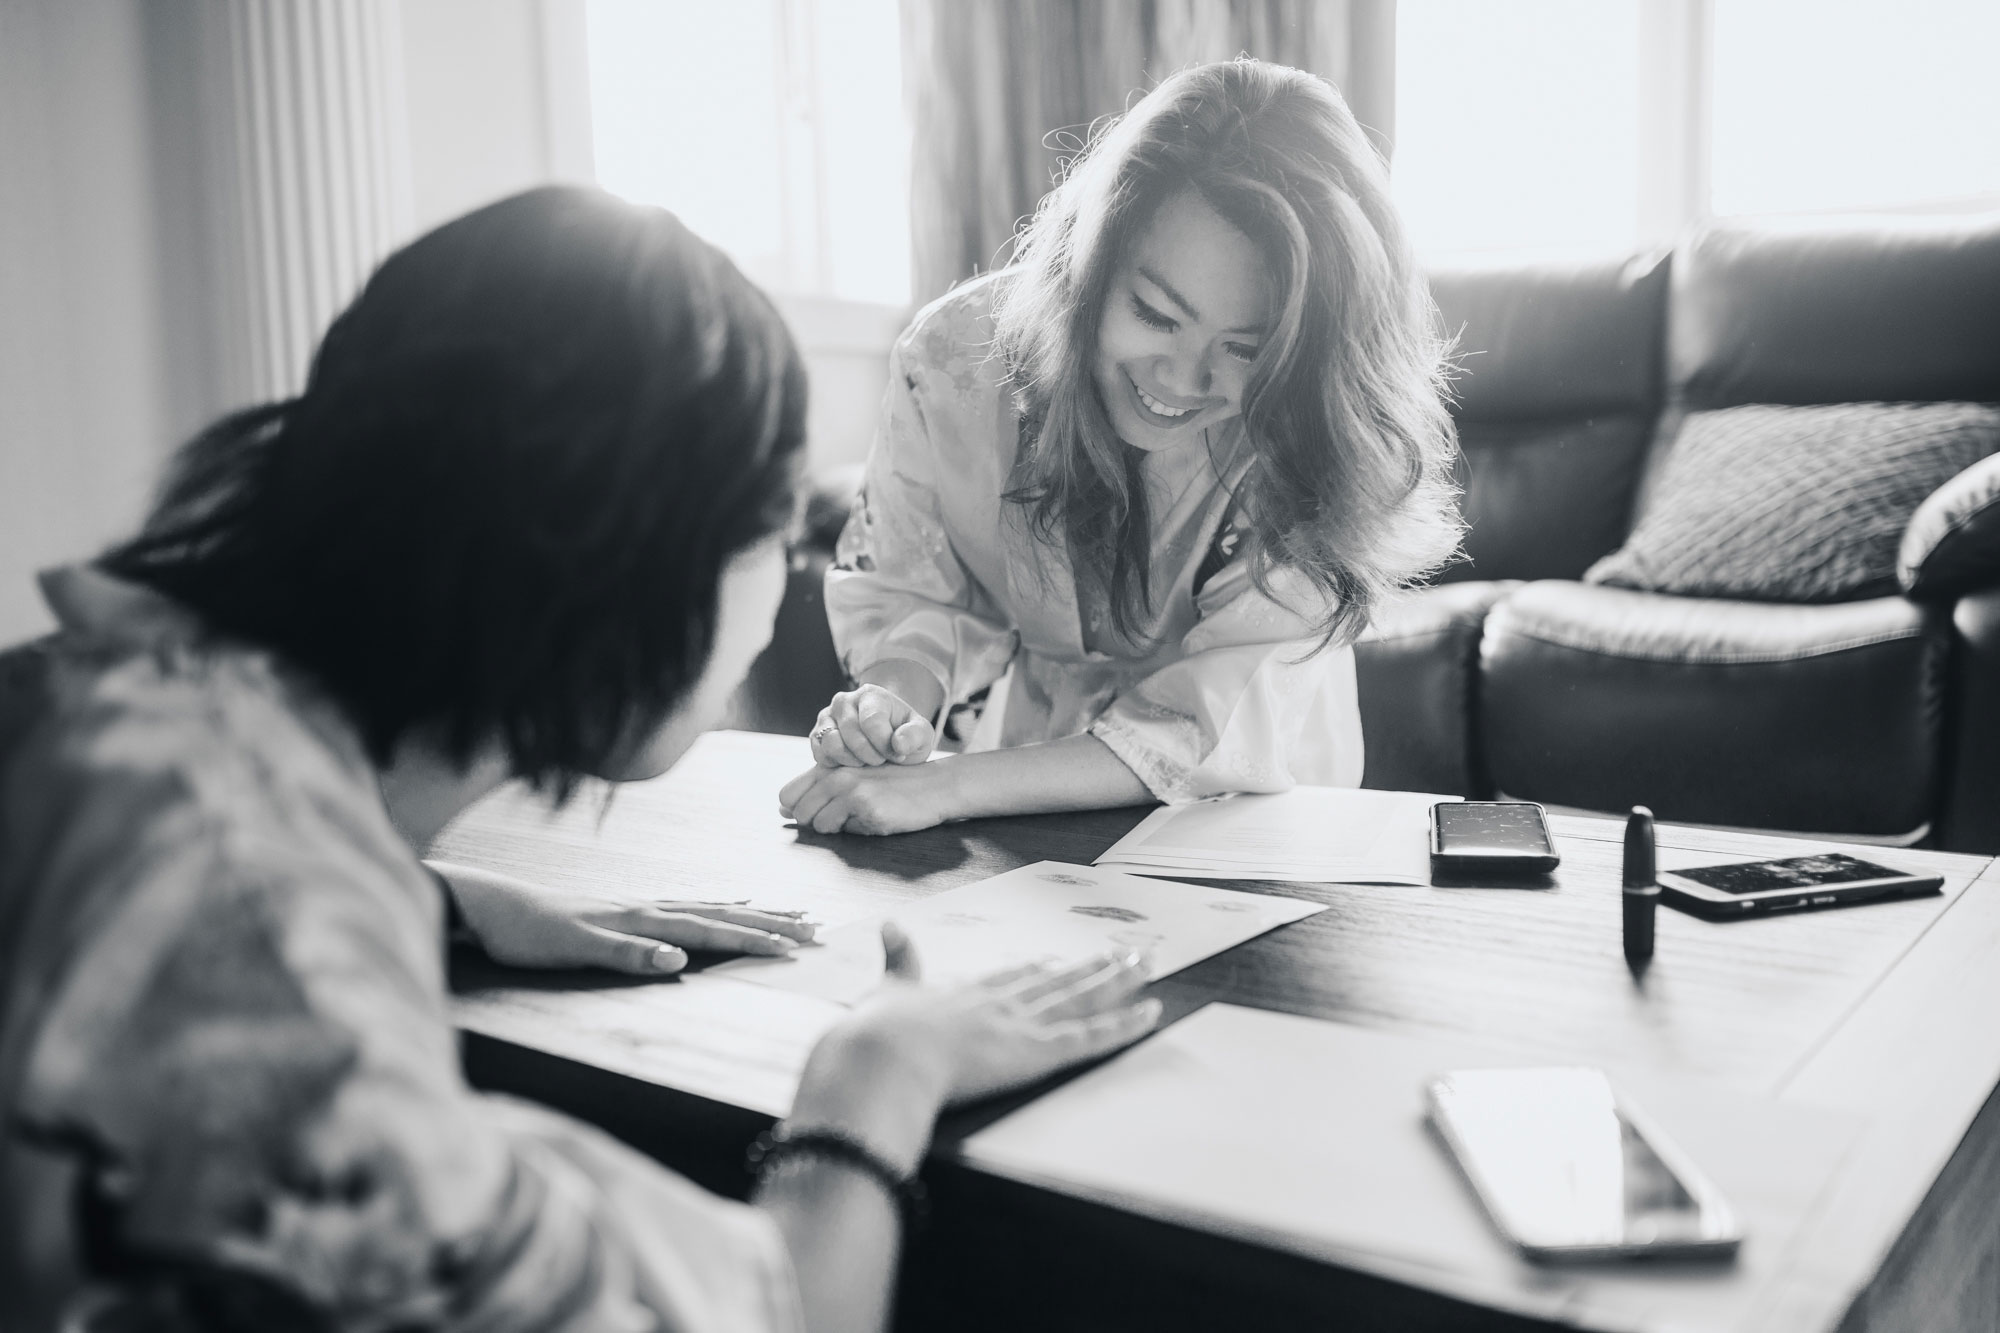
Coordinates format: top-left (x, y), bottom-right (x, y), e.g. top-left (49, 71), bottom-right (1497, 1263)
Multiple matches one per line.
top-left (747, 1124), bottom-right (929, 1230)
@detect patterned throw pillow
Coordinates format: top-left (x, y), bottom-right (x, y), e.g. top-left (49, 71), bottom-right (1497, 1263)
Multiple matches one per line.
top-left (1585, 402), bottom-right (2000, 602)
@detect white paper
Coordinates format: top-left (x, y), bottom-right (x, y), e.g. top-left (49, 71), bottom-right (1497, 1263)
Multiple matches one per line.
top-left (961, 1004), bottom-right (1861, 1329)
top-left (1095, 786), bottom-right (1458, 884)
top-left (710, 861), bottom-right (1323, 1006)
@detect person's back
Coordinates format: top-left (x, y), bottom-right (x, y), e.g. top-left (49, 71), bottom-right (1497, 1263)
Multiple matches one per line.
top-left (0, 566), bottom-right (803, 1331)
top-left (0, 185), bottom-right (1158, 1333)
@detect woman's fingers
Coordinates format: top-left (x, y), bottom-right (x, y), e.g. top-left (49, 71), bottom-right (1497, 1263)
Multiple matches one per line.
top-left (1038, 998), bottom-right (1163, 1061)
top-left (781, 767), bottom-right (845, 826)
top-left (829, 695), bottom-right (889, 766)
top-left (853, 690), bottom-right (903, 756)
top-left (582, 924), bottom-right (688, 975)
top-left (810, 795), bottom-right (852, 835)
top-left (657, 903), bottom-right (817, 942)
top-left (778, 765), bottom-right (826, 815)
top-left (976, 958), bottom-right (1059, 991)
top-left (625, 909), bottom-right (801, 955)
top-left (812, 724), bottom-right (865, 768)
top-left (1023, 953), bottom-right (1151, 1021)
top-left (888, 718), bottom-right (934, 764)
top-left (881, 920), bottom-right (921, 982)
top-left (1001, 951), bottom-right (1136, 1007)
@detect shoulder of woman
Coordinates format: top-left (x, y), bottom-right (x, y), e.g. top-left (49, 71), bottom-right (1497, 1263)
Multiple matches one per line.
top-left (894, 272), bottom-right (1012, 397)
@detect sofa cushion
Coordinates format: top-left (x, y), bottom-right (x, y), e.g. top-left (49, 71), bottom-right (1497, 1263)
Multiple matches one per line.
top-left (1426, 253), bottom-right (1668, 583)
top-left (1444, 416), bottom-right (1651, 582)
top-left (1586, 402), bottom-right (2000, 602)
top-left (1480, 582), bottom-right (1951, 837)
top-left (1356, 581), bottom-right (1516, 796)
top-left (1670, 213), bottom-right (2000, 410)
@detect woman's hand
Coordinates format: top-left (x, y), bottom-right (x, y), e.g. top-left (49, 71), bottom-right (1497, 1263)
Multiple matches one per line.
top-left (779, 759), bottom-right (959, 836)
top-left (783, 923), bottom-right (1162, 1172)
top-left (810, 684), bottom-right (936, 768)
top-left (432, 861), bottom-right (816, 975)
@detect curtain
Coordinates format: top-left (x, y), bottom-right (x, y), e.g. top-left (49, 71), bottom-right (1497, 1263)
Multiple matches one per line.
top-left (901, 0), bottom-right (1397, 306)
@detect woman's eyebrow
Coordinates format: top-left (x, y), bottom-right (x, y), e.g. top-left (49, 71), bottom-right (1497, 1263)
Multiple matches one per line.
top-left (1136, 264), bottom-right (1201, 322)
top-left (1135, 264), bottom-right (1266, 336)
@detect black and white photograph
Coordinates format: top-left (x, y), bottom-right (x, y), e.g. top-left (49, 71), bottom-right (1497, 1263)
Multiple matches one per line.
top-left (2, 1), bottom-right (1998, 1329)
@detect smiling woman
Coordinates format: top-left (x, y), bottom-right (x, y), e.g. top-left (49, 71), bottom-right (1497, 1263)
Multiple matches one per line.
top-left (782, 58), bottom-right (1464, 838)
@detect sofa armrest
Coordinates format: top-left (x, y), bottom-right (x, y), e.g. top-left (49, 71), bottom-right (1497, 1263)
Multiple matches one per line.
top-left (1900, 452), bottom-right (2000, 601)
top-left (1940, 588), bottom-right (2000, 852)
top-left (1355, 581), bottom-right (1516, 796)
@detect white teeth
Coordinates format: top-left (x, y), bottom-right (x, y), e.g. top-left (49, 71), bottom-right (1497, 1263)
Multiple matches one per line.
top-left (1135, 385), bottom-right (1196, 419)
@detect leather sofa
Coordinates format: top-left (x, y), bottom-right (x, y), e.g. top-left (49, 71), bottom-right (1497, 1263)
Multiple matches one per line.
top-left (736, 212), bottom-right (2000, 853)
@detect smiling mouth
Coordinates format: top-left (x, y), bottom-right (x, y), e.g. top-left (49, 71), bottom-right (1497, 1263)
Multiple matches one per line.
top-left (1129, 372), bottom-right (1204, 425)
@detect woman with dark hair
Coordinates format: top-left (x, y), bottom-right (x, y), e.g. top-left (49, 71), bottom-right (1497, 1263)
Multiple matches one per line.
top-left (785, 58), bottom-right (1463, 836)
top-left (0, 186), bottom-right (1155, 1332)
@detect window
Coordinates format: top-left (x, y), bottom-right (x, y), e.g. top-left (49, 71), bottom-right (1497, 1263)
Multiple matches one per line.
top-left (1392, 0), bottom-right (2000, 261)
top-left (1710, 0), bottom-right (2000, 218)
top-left (585, 0), bottom-right (911, 305)
top-left (1393, 0), bottom-right (1643, 260)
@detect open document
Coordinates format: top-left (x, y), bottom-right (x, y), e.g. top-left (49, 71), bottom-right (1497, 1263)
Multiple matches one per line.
top-left (711, 861), bottom-right (1323, 1006)
top-left (1096, 786), bottom-right (1459, 884)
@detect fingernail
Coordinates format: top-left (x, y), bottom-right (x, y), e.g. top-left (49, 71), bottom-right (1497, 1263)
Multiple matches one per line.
top-left (1120, 950), bottom-right (1146, 970)
top-left (653, 946), bottom-right (686, 972)
top-left (763, 933), bottom-right (798, 952)
top-left (1140, 998), bottom-right (1164, 1023)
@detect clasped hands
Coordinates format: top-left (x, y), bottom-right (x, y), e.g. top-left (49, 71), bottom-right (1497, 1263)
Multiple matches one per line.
top-left (782, 683), bottom-right (957, 835)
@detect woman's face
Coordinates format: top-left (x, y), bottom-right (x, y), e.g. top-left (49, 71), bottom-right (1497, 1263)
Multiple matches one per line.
top-left (1093, 189), bottom-right (1271, 453)
top-left (612, 535), bottom-right (789, 780)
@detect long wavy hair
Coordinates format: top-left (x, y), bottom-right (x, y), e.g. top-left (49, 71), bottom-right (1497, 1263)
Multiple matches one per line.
top-left (992, 58), bottom-right (1462, 645)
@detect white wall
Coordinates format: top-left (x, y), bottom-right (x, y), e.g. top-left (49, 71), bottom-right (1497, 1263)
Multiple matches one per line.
top-left (0, 0), bottom-right (176, 643)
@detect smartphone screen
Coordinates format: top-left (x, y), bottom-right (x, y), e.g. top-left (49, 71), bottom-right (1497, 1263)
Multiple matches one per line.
top-left (1672, 852), bottom-right (1905, 896)
top-left (1432, 802), bottom-right (1555, 857)
top-left (1427, 1067), bottom-right (1739, 1260)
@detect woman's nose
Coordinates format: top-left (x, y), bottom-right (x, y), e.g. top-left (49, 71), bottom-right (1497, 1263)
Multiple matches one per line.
top-left (1159, 351), bottom-right (1213, 397)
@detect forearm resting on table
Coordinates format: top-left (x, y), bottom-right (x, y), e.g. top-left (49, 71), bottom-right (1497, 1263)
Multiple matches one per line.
top-left (855, 658), bottom-right (946, 726)
top-left (943, 733), bottom-right (1153, 819)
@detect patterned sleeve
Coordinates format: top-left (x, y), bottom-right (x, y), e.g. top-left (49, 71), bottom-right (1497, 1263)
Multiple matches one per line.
top-left (823, 332), bottom-right (1019, 716)
top-left (5, 656), bottom-right (802, 1333)
top-left (1087, 557), bottom-right (1364, 803)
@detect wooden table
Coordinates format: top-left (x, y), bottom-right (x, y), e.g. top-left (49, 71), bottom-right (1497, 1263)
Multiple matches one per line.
top-left (436, 730), bottom-right (2000, 1333)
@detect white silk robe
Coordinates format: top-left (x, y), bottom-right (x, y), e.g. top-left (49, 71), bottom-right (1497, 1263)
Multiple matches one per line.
top-left (825, 276), bottom-right (1365, 803)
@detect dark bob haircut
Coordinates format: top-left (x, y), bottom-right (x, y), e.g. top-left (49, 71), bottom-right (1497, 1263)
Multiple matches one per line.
top-left (102, 186), bottom-right (806, 793)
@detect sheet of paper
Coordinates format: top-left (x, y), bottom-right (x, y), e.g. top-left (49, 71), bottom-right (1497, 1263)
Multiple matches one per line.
top-left (1095, 786), bottom-right (1458, 884)
top-left (710, 861), bottom-right (1322, 1006)
top-left (961, 1004), bottom-right (1862, 1330)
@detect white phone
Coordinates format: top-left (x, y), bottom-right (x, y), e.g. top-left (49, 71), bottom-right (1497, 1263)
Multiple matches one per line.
top-left (1426, 1067), bottom-right (1741, 1262)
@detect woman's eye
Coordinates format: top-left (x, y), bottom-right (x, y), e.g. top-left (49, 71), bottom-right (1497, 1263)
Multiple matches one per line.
top-left (1130, 294), bottom-right (1177, 332)
top-left (1224, 342), bottom-right (1259, 363)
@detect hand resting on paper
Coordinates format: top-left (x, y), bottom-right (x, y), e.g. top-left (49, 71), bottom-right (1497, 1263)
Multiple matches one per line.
top-left (782, 922), bottom-right (1164, 1171)
top-left (431, 860), bottom-right (816, 975)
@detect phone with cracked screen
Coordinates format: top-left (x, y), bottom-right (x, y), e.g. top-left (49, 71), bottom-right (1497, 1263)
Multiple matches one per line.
top-left (1427, 1067), bottom-right (1741, 1263)
top-left (1658, 852), bottom-right (1941, 920)
top-left (1429, 801), bottom-right (1560, 877)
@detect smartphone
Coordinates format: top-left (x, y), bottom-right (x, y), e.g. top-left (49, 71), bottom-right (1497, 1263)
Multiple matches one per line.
top-left (1429, 801), bottom-right (1560, 877)
top-left (1658, 852), bottom-right (1942, 920)
top-left (1427, 1067), bottom-right (1741, 1263)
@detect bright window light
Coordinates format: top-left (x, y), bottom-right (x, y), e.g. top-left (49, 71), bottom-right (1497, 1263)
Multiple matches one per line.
top-left (585, 0), bottom-right (910, 305)
top-left (1711, 0), bottom-right (2000, 218)
top-left (1393, 0), bottom-right (1642, 260)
